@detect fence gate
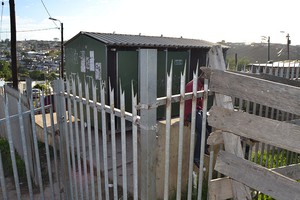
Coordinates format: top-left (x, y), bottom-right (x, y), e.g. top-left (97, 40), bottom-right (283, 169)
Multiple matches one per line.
top-left (206, 46), bottom-right (300, 200)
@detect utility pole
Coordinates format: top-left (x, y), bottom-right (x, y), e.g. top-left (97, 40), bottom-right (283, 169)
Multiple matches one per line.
top-left (234, 53), bottom-right (238, 68)
top-left (49, 17), bottom-right (64, 79)
top-left (267, 36), bottom-right (270, 62)
top-left (9, 0), bottom-right (18, 90)
top-left (286, 33), bottom-right (291, 60)
top-left (61, 22), bottom-right (64, 79)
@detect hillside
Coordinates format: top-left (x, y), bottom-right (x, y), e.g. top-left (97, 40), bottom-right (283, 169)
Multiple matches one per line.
top-left (224, 42), bottom-right (300, 63)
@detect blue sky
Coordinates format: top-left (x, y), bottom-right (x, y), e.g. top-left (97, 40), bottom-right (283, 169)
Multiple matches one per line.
top-left (1, 0), bottom-right (300, 45)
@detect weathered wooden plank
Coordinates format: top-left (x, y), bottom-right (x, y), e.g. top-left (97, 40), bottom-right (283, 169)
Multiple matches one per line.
top-left (215, 150), bottom-right (300, 200)
top-left (272, 164), bottom-right (300, 180)
top-left (208, 45), bottom-right (252, 200)
top-left (208, 106), bottom-right (300, 154)
top-left (203, 68), bottom-right (300, 116)
top-left (207, 130), bottom-right (224, 145)
top-left (208, 164), bottom-right (300, 200)
top-left (229, 71), bottom-right (300, 88)
top-left (208, 177), bottom-right (233, 200)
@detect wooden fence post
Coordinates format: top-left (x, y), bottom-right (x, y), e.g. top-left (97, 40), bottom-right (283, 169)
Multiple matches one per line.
top-left (208, 45), bottom-right (252, 199)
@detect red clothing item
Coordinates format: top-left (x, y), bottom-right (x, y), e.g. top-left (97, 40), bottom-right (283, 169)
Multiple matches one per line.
top-left (184, 78), bottom-right (204, 121)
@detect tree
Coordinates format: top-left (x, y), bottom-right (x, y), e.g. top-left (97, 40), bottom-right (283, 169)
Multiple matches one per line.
top-left (3, 51), bottom-right (10, 58)
top-left (33, 83), bottom-right (47, 91)
top-left (18, 67), bottom-right (29, 78)
top-left (29, 70), bottom-right (45, 80)
top-left (46, 72), bottom-right (58, 81)
top-left (226, 56), bottom-right (250, 71)
top-left (0, 61), bottom-right (12, 80)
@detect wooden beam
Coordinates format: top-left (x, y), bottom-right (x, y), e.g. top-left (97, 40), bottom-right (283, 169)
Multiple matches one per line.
top-left (208, 106), bottom-right (300, 154)
top-left (208, 164), bottom-right (300, 200)
top-left (208, 177), bottom-right (233, 200)
top-left (215, 150), bottom-right (300, 200)
top-left (204, 68), bottom-right (300, 116)
top-left (229, 71), bottom-right (300, 88)
top-left (208, 45), bottom-right (252, 200)
top-left (272, 164), bottom-right (300, 180)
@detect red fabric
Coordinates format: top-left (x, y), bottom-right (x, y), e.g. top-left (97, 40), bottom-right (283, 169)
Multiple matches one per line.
top-left (184, 78), bottom-right (204, 121)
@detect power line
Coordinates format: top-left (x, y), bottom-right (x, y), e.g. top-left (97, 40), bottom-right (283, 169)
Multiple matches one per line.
top-left (40, 0), bottom-right (59, 28)
top-left (40, 0), bottom-right (51, 17)
top-left (0, 27), bottom-right (59, 33)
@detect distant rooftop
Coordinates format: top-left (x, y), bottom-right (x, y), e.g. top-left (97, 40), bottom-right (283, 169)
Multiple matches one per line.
top-left (66, 32), bottom-right (222, 49)
top-left (251, 60), bottom-right (300, 67)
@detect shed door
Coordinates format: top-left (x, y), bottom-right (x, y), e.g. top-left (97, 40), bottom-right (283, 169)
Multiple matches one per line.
top-left (117, 51), bottom-right (138, 112)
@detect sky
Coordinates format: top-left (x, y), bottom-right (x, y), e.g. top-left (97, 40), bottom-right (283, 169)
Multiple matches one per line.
top-left (1, 0), bottom-right (300, 45)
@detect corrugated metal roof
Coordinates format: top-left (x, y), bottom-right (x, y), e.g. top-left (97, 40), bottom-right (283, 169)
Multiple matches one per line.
top-left (69, 31), bottom-right (218, 48)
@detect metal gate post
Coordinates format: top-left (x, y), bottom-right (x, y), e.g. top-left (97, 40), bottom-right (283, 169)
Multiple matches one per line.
top-left (139, 49), bottom-right (157, 200)
top-left (53, 79), bottom-right (70, 199)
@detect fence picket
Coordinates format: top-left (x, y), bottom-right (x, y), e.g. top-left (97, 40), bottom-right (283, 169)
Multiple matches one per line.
top-left (163, 66), bottom-right (172, 200)
top-left (175, 67), bottom-right (186, 200)
top-left (120, 84), bottom-right (128, 200)
top-left (4, 96), bottom-right (22, 200)
top-left (100, 81), bottom-right (110, 200)
top-left (78, 78), bottom-right (89, 200)
top-left (131, 84), bottom-right (138, 200)
top-left (197, 78), bottom-right (209, 200)
top-left (66, 80), bottom-right (79, 200)
top-left (85, 81), bottom-right (96, 200)
top-left (29, 95), bottom-right (45, 200)
top-left (92, 80), bottom-right (102, 200)
top-left (40, 91), bottom-right (55, 200)
top-left (109, 81), bottom-right (118, 200)
top-left (72, 78), bottom-right (84, 200)
top-left (187, 71), bottom-right (198, 200)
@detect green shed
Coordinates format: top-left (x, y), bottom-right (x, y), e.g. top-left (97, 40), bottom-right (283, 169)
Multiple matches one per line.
top-left (65, 32), bottom-right (225, 118)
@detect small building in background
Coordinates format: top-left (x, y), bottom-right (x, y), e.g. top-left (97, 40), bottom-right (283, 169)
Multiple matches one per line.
top-left (246, 60), bottom-right (300, 79)
top-left (65, 32), bottom-right (227, 118)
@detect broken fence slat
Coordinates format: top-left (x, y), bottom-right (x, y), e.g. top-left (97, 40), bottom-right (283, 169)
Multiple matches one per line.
top-left (205, 68), bottom-right (300, 116)
top-left (215, 150), bottom-right (300, 200)
top-left (208, 106), bottom-right (300, 154)
top-left (208, 177), bottom-right (233, 200)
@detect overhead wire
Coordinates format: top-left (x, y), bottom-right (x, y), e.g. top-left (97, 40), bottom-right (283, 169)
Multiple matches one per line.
top-left (40, 0), bottom-right (59, 28)
top-left (0, 27), bottom-right (59, 33)
top-left (40, 0), bottom-right (51, 17)
top-left (0, 0), bottom-right (59, 39)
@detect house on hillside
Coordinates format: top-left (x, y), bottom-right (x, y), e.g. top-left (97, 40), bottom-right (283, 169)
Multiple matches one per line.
top-left (65, 32), bottom-right (228, 117)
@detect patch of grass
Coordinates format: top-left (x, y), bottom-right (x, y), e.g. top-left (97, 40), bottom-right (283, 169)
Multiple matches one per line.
top-left (252, 149), bottom-right (300, 169)
top-left (0, 137), bottom-right (56, 192)
top-left (251, 150), bottom-right (300, 200)
top-left (0, 137), bottom-right (27, 184)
